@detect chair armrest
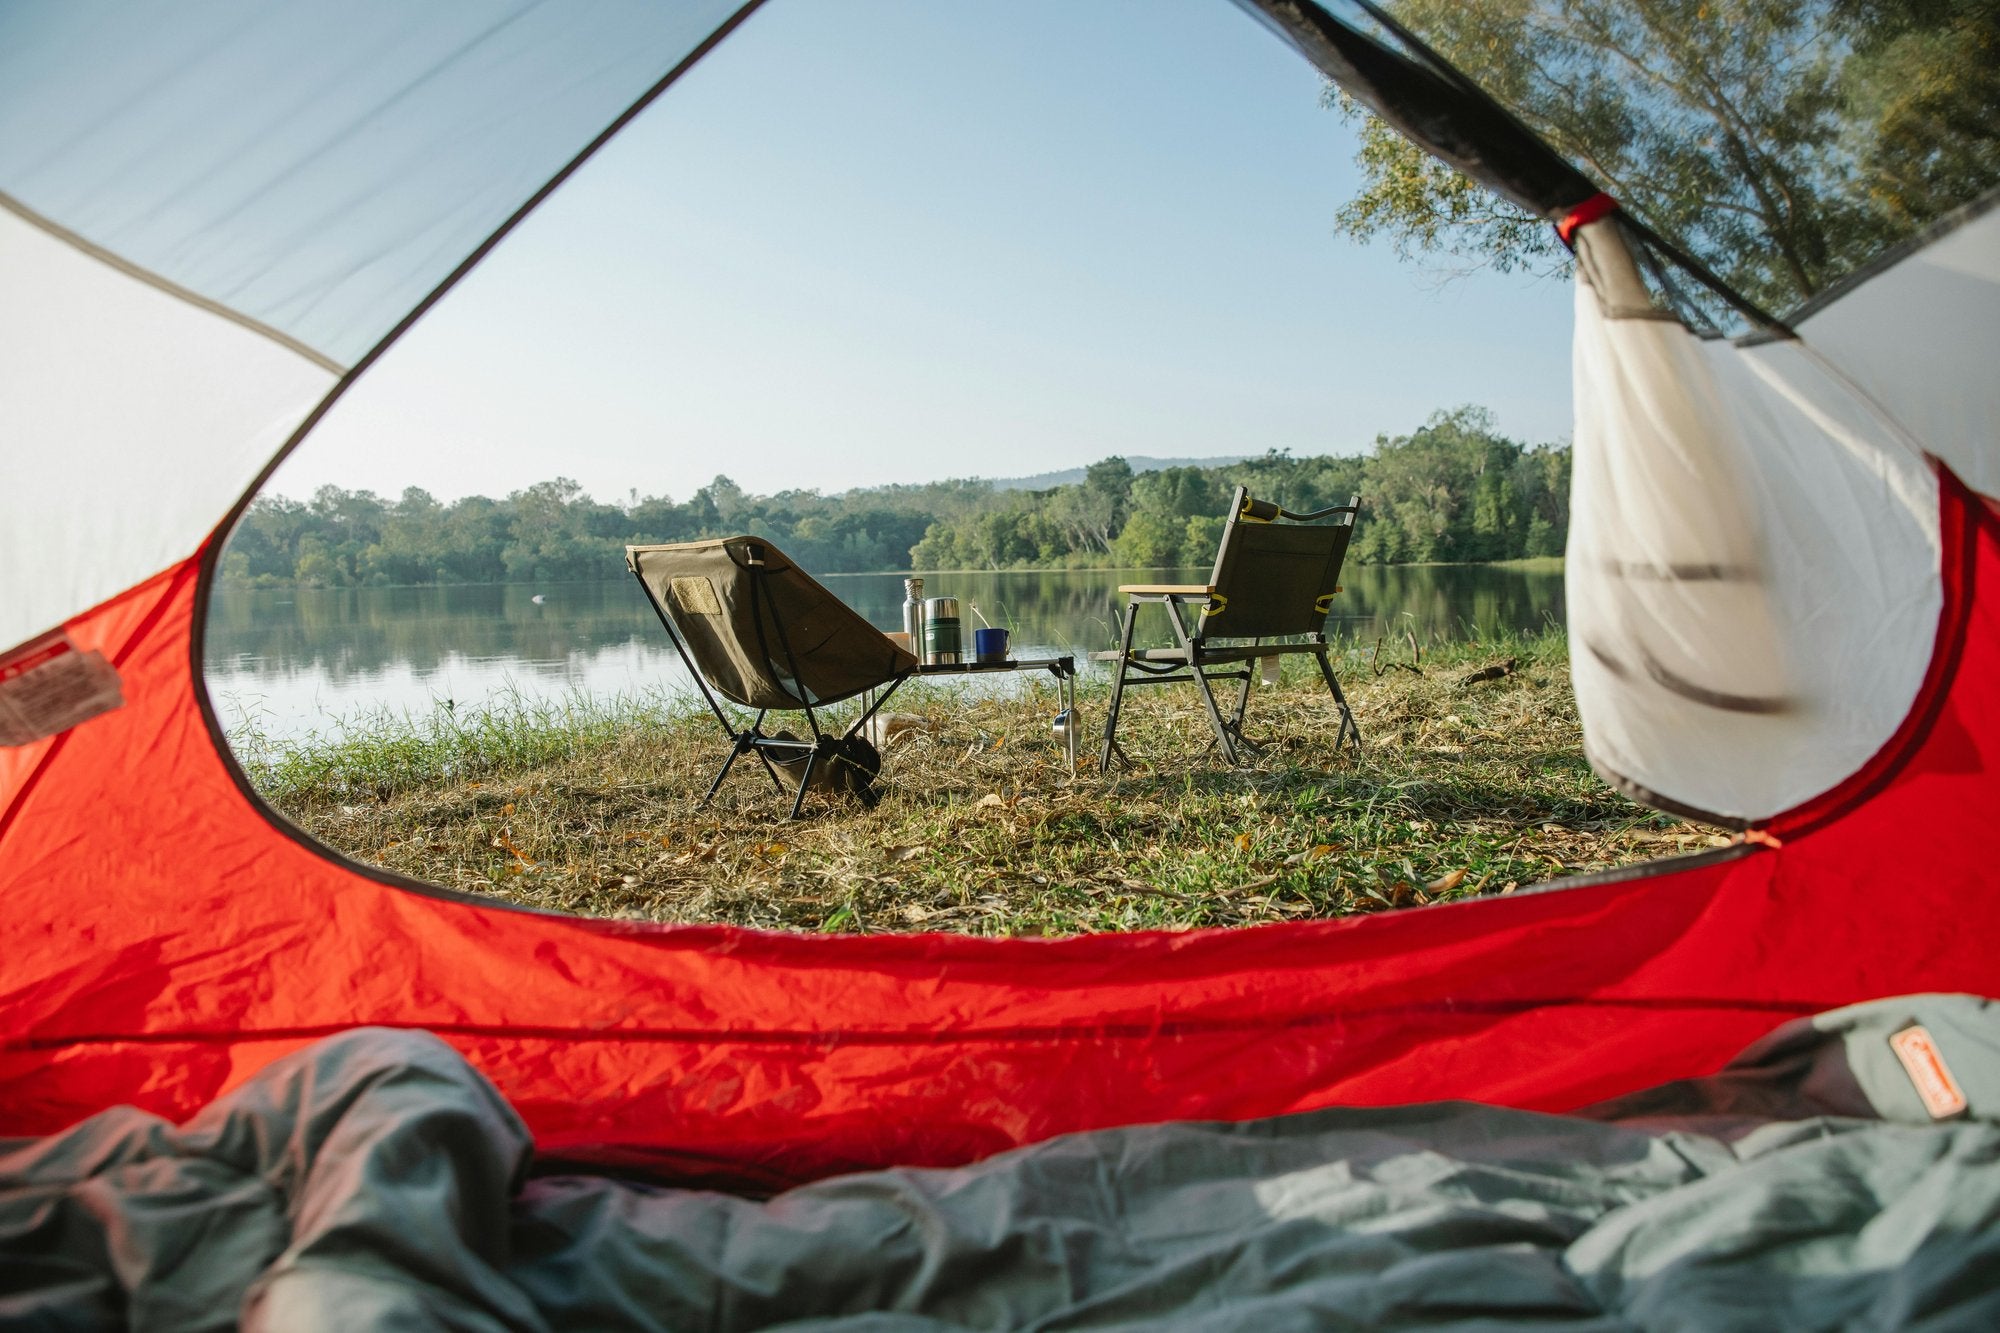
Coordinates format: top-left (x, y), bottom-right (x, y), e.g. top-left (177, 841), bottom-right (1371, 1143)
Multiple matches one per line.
top-left (1117, 584), bottom-right (1214, 596)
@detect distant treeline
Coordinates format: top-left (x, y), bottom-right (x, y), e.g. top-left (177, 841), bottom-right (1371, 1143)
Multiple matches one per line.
top-left (219, 406), bottom-right (1568, 587)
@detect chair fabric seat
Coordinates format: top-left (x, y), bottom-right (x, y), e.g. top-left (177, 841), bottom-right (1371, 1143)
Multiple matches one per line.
top-left (628, 537), bottom-right (915, 818)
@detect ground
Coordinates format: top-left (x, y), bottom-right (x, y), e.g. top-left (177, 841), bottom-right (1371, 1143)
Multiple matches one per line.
top-left (244, 631), bottom-right (1725, 935)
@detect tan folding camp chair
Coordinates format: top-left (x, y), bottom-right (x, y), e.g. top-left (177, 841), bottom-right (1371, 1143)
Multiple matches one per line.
top-left (627, 537), bottom-right (918, 818)
top-left (1095, 487), bottom-right (1361, 768)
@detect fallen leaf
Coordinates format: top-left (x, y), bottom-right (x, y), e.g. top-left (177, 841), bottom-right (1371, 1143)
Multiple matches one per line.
top-left (1234, 832), bottom-right (1254, 853)
top-left (751, 840), bottom-right (789, 860)
top-left (501, 802), bottom-right (515, 817)
top-left (976, 793), bottom-right (1007, 808)
top-left (884, 845), bottom-right (923, 862)
top-left (1427, 868), bottom-right (1468, 893)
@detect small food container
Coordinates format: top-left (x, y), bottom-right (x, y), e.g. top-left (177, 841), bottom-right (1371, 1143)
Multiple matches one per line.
top-left (973, 627), bottom-right (1010, 664)
top-left (922, 597), bottom-right (962, 665)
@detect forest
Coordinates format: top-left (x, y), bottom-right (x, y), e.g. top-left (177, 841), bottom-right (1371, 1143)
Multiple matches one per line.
top-left (218, 406), bottom-right (1569, 586)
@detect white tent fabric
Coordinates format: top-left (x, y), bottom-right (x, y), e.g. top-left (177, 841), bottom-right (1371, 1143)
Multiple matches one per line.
top-left (0, 0), bottom-right (745, 654)
top-left (0, 206), bottom-right (335, 651)
top-left (1793, 202), bottom-right (2000, 503)
top-left (1566, 221), bottom-right (1945, 823)
top-left (0, 2), bottom-right (744, 367)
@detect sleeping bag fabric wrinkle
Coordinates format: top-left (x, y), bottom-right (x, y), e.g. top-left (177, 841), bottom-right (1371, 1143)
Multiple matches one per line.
top-left (4, 996), bottom-right (1996, 1331)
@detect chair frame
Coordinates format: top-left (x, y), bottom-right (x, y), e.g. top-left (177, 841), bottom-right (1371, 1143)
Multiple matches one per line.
top-left (630, 541), bottom-right (913, 820)
top-left (1097, 488), bottom-right (1361, 769)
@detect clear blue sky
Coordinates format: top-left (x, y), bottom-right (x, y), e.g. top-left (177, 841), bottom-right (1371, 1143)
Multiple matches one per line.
top-left (273, 0), bottom-right (1576, 506)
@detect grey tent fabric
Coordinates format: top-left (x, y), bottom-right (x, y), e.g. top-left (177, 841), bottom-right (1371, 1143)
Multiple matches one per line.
top-left (4, 997), bottom-right (1997, 1330)
top-left (0, 1), bottom-right (747, 366)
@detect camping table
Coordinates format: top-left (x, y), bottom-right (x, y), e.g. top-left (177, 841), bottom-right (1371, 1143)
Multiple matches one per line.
top-left (870, 655), bottom-right (1079, 774)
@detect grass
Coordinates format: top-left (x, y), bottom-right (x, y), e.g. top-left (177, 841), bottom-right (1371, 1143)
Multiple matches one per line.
top-left (238, 629), bottom-right (1724, 935)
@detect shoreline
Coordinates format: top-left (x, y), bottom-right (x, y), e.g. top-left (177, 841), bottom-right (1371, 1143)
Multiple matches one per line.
top-left (217, 555), bottom-right (1569, 593)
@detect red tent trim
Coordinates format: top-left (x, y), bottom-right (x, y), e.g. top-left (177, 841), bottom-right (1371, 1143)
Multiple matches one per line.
top-left (1766, 461), bottom-right (1985, 840)
top-left (2, 467), bottom-right (1996, 1186)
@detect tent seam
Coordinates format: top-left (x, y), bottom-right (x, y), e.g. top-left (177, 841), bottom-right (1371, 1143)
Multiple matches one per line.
top-left (0, 189), bottom-right (344, 374)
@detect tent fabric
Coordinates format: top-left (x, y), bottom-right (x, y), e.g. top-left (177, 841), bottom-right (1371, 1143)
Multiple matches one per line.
top-left (2, 462), bottom-right (1996, 1183)
top-left (1, 0), bottom-right (1998, 1210)
top-left (7, 998), bottom-right (1998, 1330)
top-left (1565, 219), bottom-right (1946, 823)
top-left (0, 1), bottom-right (750, 368)
top-left (1234, 0), bottom-right (1599, 221)
top-left (1788, 196), bottom-right (2000, 502)
top-left (0, 204), bottom-right (337, 654)
top-left (0, 0), bottom-right (752, 654)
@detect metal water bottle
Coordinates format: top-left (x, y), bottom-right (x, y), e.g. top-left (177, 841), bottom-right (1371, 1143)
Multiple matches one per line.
top-left (902, 577), bottom-right (925, 646)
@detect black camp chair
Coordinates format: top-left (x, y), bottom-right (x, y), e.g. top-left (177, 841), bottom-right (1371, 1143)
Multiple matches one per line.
top-left (627, 537), bottom-right (918, 819)
top-left (1095, 488), bottom-right (1361, 769)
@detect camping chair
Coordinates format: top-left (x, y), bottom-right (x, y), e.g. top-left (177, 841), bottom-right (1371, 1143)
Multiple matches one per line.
top-left (1095, 487), bottom-right (1361, 769)
top-left (627, 537), bottom-right (918, 819)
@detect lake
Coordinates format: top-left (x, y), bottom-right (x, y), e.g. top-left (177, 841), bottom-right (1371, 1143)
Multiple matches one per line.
top-left (203, 563), bottom-right (1564, 741)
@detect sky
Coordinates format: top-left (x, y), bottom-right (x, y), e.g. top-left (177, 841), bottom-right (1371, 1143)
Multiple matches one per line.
top-left (269, 0), bottom-right (1577, 508)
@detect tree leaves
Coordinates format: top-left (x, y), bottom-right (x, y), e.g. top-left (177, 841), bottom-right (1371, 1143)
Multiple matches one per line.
top-left (1329, 0), bottom-right (2000, 316)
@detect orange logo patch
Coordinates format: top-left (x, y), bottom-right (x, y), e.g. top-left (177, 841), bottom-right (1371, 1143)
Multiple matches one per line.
top-left (1889, 1025), bottom-right (1968, 1120)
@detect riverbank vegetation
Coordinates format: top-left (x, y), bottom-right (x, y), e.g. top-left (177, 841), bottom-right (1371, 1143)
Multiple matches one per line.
top-left (241, 629), bottom-right (1721, 935)
top-left (219, 406), bottom-right (1568, 587)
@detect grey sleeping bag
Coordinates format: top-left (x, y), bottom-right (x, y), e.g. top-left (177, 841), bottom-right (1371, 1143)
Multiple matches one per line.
top-left (3, 995), bottom-right (1997, 1331)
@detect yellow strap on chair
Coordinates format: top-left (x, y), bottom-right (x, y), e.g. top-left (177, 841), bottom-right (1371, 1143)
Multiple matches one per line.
top-left (1314, 591), bottom-right (1336, 614)
top-left (1201, 592), bottom-right (1228, 622)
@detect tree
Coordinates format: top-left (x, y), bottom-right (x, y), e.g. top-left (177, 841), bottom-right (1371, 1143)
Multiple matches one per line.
top-left (1112, 511), bottom-right (1184, 568)
top-left (1327, 0), bottom-right (2000, 313)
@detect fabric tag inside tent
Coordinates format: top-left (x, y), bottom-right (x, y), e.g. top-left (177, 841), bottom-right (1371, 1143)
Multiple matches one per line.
top-left (0, 631), bottom-right (124, 746)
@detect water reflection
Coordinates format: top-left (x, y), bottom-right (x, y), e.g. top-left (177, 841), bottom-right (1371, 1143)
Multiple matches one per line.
top-left (204, 564), bottom-right (1562, 739)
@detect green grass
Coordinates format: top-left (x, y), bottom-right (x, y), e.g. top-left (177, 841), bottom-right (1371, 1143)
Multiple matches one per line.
top-left (238, 629), bottom-right (1722, 935)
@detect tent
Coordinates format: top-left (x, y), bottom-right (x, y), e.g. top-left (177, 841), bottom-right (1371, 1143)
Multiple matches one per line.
top-left (3, 0), bottom-right (1996, 1201)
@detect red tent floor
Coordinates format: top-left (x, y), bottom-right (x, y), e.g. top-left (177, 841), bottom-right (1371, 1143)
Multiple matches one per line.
top-left (3, 467), bottom-right (1995, 1188)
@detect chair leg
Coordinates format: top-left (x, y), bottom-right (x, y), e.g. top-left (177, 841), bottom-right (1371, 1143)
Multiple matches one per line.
top-left (1161, 602), bottom-right (1239, 766)
top-left (1226, 667), bottom-right (1256, 752)
top-left (788, 749), bottom-right (815, 821)
top-left (1314, 647), bottom-right (1362, 751)
top-left (1100, 601), bottom-right (1140, 771)
top-left (1187, 664), bottom-right (1241, 765)
top-left (700, 740), bottom-right (745, 807)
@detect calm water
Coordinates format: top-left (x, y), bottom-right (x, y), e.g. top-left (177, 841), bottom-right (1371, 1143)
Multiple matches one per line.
top-left (204, 564), bottom-right (1564, 740)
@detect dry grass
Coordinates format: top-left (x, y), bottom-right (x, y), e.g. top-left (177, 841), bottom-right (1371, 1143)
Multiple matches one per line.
top-left (246, 631), bottom-right (1725, 935)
